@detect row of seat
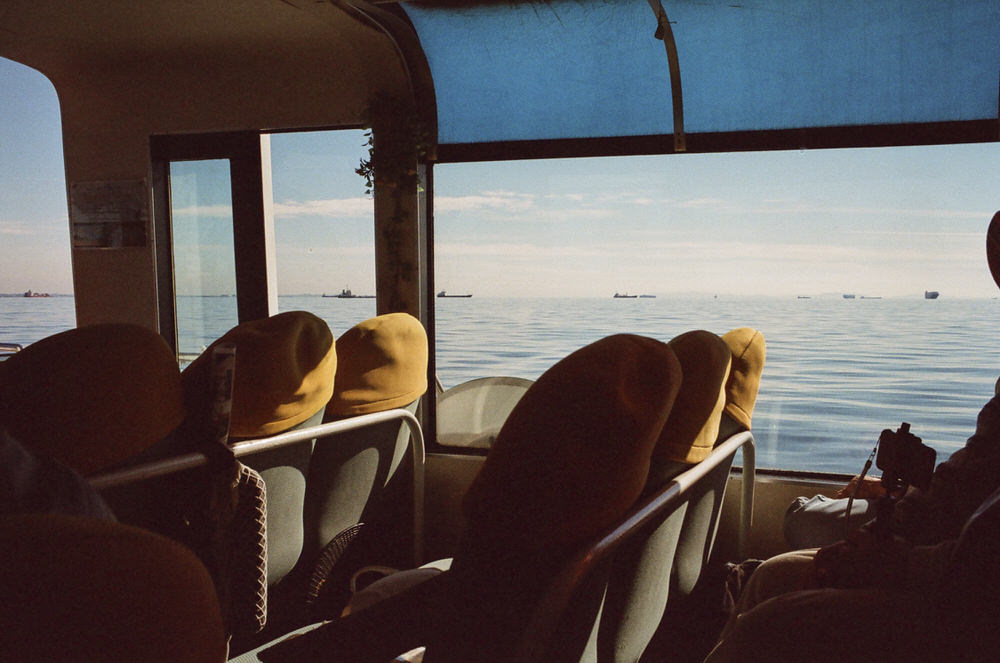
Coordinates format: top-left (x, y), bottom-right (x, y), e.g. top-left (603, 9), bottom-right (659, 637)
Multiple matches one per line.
top-left (0, 310), bottom-right (431, 658)
top-left (243, 327), bottom-right (764, 662)
top-left (0, 316), bottom-right (764, 663)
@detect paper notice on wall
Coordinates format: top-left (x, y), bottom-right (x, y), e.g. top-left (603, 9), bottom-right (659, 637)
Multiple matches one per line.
top-left (70, 180), bottom-right (148, 248)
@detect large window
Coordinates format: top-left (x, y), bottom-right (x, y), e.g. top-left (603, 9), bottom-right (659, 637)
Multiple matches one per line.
top-left (0, 58), bottom-right (75, 350)
top-left (433, 144), bottom-right (1000, 473)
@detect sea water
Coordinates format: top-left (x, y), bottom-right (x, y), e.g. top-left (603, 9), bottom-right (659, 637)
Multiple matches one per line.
top-left (4, 294), bottom-right (999, 474)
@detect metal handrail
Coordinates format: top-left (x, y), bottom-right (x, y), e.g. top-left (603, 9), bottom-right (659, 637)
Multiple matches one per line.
top-left (515, 431), bottom-right (755, 663)
top-left (89, 408), bottom-right (426, 566)
top-left (0, 342), bottom-right (23, 356)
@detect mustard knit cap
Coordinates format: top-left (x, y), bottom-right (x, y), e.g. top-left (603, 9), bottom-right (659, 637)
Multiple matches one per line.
top-left (656, 330), bottom-right (732, 464)
top-left (326, 312), bottom-right (428, 417)
top-left (720, 327), bottom-right (766, 429)
top-left (462, 334), bottom-right (682, 551)
top-left (0, 323), bottom-right (184, 475)
top-left (182, 311), bottom-right (336, 438)
top-left (0, 514), bottom-right (226, 662)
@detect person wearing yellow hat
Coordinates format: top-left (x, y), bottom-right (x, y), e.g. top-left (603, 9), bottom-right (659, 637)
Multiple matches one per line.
top-left (705, 213), bottom-right (1000, 662)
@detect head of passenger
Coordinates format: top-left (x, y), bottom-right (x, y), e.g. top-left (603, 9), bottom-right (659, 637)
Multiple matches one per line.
top-left (0, 323), bottom-right (185, 476)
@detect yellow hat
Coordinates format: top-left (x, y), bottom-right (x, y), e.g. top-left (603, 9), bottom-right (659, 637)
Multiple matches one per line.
top-left (656, 330), bottom-right (732, 464)
top-left (326, 312), bottom-right (428, 417)
top-left (0, 323), bottom-right (184, 475)
top-left (182, 311), bottom-right (336, 439)
top-left (461, 334), bottom-right (682, 551)
top-left (987, 211), bottom-right (1000, 289)
top-left (0, 513), bottom-right (226, 662)
top-left (720, 327), bottom-right (766, 429)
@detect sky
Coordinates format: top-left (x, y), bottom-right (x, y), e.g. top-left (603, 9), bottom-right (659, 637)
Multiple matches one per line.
top-left (4, 55), bottom-right (1000, 299)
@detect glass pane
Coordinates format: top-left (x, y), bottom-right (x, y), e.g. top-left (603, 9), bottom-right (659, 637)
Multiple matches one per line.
top-left (434, 143), bottom-right (1000, 472)
top-left (0, 57), bottom-right (75, 351)
top-left (270, 129), bottom-right (376, 336)
top-left (169, 160), bottom-right (238, 364)
top-left (404, 0), bottom-right (1000, 144)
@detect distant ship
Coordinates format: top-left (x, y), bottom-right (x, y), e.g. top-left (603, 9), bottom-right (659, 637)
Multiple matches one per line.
top-left (860, 296), bottom-right (882, 299)
top-left (23, 290), bottom-right (50, 298)
top-left (638, 294), bottom-right (656, 298)
top-left (613, 292), bottom-right (637, 298)
top-left (437, 290), bottom-right (472, 298)
top-left (925, 290), bottom-right (940, 299)
top-left (797, 296), bottom-right (811, 299)
top-left (842, 293), bottom-right (855, 299)
top-left (323, 288), bottom-right (374, 299)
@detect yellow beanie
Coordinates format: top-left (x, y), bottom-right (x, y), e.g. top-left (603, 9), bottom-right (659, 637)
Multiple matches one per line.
top-left (0, 323), bottom-right (184, 475)
top-left (655, 330), bottom-right (732, 464)
top-left (0, 514), bottom-right (226, 662)
top-left (720, 327), bottom-right (766, 429)
top-left (326, 312), bottom-right (428, 417)
top-left (462, 334), bottom-right (682, 551)
top-left (182, 311), bottom-right (336, 439)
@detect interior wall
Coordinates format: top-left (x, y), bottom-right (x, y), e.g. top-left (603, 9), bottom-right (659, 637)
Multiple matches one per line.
top-left (5, 2), bottom-right (410, 328)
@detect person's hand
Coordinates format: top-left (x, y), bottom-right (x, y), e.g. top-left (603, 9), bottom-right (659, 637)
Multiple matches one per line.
top-left (812, 528), bottom-right (909, 589)
top-left (834, 475), bottom-right (887, 499)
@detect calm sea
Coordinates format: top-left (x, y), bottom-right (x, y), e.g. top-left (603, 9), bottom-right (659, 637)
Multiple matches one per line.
top-left (4, 294), bottom-right (999, 474)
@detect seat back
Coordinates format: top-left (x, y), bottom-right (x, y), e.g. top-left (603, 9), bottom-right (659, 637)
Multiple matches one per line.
top-left (0, 323), bottom-right (184, 523)
top-left (670, 327), bottom-right (765, 598)
top-left (303, 312), bottom-right (428, 608)
top-left (180, 310), bottom-right (337, 590)
top-left (436, 376), bottom-right (533, 449)
top-left (0, 323), bottom-right (185, 477)
top-left (0, 513), bottom-right (226, 662)
top-left (425, 333), bottom-right (682, 663)
top-left (585, 329), bottom-right (733, 663)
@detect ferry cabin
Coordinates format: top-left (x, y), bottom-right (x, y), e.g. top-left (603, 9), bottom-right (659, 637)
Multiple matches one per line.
top-left (1, 1), bottom-right (999, 660)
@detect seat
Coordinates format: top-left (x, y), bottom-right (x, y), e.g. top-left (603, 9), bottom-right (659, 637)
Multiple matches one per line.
top-left (302, 312), bottom-right (428, 613)
top-left (0, 512), bottom-right (227, 662)
top-left (0, 323), bottom-right (186, 520)
top-left (244, 332), bottom-right (684, 663)
top-left (0, 322), bottom-right (186, 478)
top-left (177, 310), bottom-right (337, 648)
top-left (584, 329), bottom-right (734, 663)
top-left (670, 327), bottom-right (766, 598)
top-left (640, 326), bottom-right (765, 662)
top-left (435, 376), bottom-right (533, 449)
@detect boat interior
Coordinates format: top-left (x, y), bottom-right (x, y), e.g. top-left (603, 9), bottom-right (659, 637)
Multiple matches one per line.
top-left (1, 1), bottom-right (999, 661)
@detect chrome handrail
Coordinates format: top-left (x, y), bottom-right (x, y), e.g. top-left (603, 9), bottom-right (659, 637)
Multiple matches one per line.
top-left (515, 431), bottom-right (754, 663)
top-left (89, 408), bottom-right (426, 566)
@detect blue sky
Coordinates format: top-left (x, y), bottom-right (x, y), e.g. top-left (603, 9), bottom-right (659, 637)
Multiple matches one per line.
top-left (4, 55), bottom-right (1000, 298)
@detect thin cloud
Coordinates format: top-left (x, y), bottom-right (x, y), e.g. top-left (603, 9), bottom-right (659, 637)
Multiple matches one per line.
top-left (275, 198), bottom-right (372, 218)
top-left (436, 192), bottom-right (535, 213)
top-left (436, 241), bottom-right (605, 258)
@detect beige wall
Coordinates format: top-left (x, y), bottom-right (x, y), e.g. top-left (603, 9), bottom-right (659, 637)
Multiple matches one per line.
top-left (4, 1), bottom-right (411, 328)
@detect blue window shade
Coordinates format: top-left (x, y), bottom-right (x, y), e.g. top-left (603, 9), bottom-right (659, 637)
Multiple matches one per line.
top-left (403, 0), bottom-right (1000, 145)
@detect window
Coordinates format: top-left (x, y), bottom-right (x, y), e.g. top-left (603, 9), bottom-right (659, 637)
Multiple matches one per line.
top-left (433, 144), bottom-right (1000, 473)
top-left (168, 159), bottom-right (239, 363)
top-left (0, 58), bottom-right (75, 350)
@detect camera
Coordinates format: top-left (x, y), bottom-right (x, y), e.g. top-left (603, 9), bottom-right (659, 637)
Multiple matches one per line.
top-left (876, 422), bottom-right (936, 492)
